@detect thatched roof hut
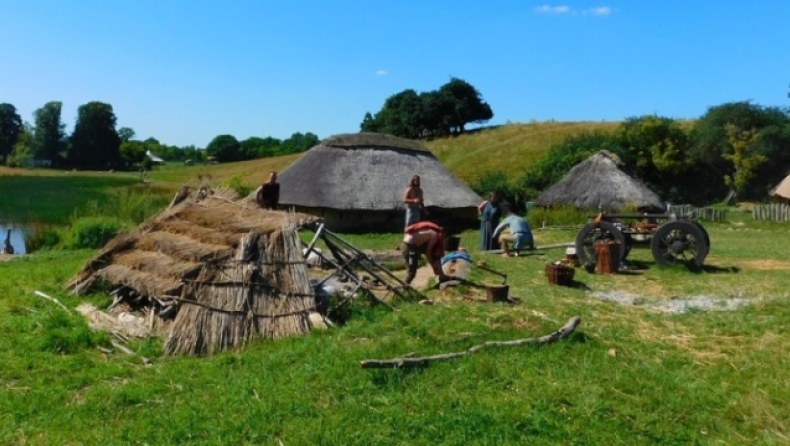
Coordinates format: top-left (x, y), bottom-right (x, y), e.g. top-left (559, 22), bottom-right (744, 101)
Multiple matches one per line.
top-left (67, 188), bottom-right (322, 356)
top-left (534, 151), bottom-right (666, 212)
top-left (276, 133), bottom-right (482, 232)
top-left (770, 172), bottom-right (790, 202)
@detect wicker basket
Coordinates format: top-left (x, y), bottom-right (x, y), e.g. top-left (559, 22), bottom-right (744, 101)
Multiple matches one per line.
top-left (545, 263), bottom-right (575, 286)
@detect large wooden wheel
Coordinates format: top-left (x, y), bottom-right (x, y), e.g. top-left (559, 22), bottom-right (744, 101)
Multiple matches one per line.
top-left (575, 221), bottom-right (626, 266)
top-left (650, 221), bottom-right (708, 268)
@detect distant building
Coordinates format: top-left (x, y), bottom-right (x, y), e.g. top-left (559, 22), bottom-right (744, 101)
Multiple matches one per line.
top-left (145, 150), bottom-right (165, 165)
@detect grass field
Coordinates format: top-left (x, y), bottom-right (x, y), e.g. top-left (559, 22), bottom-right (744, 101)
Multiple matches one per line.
top-left (3, 124), bottom-right (790, 444)
top-left (2, 210), bottom-right (790, 444)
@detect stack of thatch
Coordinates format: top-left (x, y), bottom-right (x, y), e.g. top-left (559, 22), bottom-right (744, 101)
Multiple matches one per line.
top-left (67, 187), bottom-right (322, 355)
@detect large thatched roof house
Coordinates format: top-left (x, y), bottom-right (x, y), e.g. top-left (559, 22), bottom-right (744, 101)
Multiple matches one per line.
top-left (67, 188), bottom-right (322, 356)
top-left (534, 151), bottom-right (666, 212)
top-left (276, 133), bottom-right (483, 232)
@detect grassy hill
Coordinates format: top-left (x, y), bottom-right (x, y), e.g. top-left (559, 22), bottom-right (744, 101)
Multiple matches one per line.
top-left (426, 121), bottom-right (620, 184)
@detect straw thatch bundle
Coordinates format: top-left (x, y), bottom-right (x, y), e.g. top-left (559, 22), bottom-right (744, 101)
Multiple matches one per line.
top-left (534, 151), bottom-right (666, 212)
top-left (67, 187), bottom-right (322, 355)
top-left (275, 132), bottom-right (482, 231)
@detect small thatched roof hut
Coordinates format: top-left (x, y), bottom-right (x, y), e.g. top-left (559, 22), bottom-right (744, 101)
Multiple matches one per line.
top-left (276, 133), bottom-right (482, 232)
top-left (67, 188), bottom-right (322, 356)
top-left (534, 151), bottom-right (666, 212)
top-left (770, 171), bottom-right (790, 202)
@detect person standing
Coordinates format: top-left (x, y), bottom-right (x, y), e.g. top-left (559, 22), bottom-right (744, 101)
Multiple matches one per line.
top-left (479, 192), bottom-right (502, 250)
top-left (492, 205), bottom-right (534, 257)
top-left (256, 171), bottom-right (280, 210)
top-left (403, 175), bottom-right (424, 228)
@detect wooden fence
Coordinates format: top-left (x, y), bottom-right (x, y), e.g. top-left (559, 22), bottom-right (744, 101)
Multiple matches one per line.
top-left (752, 203), bottom-right (790, 222)
top-left (668, 205), bottom-right (727, 222)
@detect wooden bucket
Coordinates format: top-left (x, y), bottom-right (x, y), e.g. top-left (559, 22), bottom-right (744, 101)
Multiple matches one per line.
top-left (486, 285), bottom-right (510, 302)
top-left (595, 241), bottom-right (620, 274)
top-left (545, 263), bottom-right (575, 286)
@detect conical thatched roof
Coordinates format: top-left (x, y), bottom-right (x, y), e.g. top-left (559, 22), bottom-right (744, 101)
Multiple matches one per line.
top-left (66, 188), bottom-right (322, 356)
top-left (277, 133), bottom-right (482, 210)
top-left (770, 171), bottom-right (790, 201)
top-left (534, 151), bottom-right (666, 212)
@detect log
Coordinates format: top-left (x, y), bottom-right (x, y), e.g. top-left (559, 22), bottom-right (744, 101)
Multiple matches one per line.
top-left (359, 316), bottom-right (581, 369)
top-left (481, 242), bottom-right (574, 255)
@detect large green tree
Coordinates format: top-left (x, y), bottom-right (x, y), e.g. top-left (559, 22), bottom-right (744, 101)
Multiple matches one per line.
top-left (68, 101), bottom-right (122, 169)
top-left (0, 103), bottom-right (23, 160)
top-left (206, 134), bottom-right (241, 162)
top-left (690, 101), bottom-right (790, 200)
top-left (360, 78), bottom-right (493, 138)
top-left (31, 101), bottom-right (66, 165)
top-left (438, 77), bottom-right (493, 134)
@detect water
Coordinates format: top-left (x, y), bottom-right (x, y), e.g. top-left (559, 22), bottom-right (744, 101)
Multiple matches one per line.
top-left (0, 224), bottom-right (28, 255)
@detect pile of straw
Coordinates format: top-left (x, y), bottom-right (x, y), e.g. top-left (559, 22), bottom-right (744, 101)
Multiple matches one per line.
top-left (67, 187), bottom-right (321, 355)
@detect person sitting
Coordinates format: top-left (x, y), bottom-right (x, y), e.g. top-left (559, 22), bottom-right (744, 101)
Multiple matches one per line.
top-left (256, 171), bottom-right (280, 210)
top-left (492, 205), bottom-right (534, 257)
top-left (401, 221), bottom-right (451, 285)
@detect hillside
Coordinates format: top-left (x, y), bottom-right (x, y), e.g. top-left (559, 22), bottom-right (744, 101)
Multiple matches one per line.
top-left (426, 121), bottom-right (621, 184)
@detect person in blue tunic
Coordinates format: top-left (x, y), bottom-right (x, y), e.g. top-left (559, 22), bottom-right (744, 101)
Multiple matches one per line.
top-left (478, 192), bottom-right (502, 250)
top-left (492, 205), bottom-right (534, 257)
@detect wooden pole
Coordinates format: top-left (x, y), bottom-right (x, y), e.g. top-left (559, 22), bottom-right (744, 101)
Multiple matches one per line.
top-left (360, 316), bottom-right (581, 369)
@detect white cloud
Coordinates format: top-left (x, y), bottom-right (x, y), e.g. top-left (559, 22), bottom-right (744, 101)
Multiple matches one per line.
top-left (586, 6), bottom-right (611, 16)
top-left (375, 69), bottom-right (388, 76)
top-left (535, 5), bottom-right (570, 14)
top-left (535, 5), bottom-right (612, 16)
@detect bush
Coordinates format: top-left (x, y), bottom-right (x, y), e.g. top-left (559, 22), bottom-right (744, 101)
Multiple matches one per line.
top-left (67, 216), bottom-right (126, 249)
top-left (25, 225), bottom-right (62, 252)
top-left (222, 172), bottom-right (253, 197)
top-left (471, 170), bottom-right (533, 214)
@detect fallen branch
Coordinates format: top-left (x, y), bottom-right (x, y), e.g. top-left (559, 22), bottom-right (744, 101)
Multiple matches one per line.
top-left (33, 290), bottom-right (72, 314)
top-left (111, 341), bottom-right (153, 365)
top-left (359, 316), bottom-right (581, 369)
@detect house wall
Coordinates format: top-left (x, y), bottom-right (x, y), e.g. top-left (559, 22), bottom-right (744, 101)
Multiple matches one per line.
top-left (283, 206), bottom-right (479, 234)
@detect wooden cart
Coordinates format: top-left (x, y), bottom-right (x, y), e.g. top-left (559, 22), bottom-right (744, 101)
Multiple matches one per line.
top-left (574, 213), bottom-right (711, 269)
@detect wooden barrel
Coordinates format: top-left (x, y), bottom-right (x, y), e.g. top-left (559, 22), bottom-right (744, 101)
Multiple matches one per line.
top-left (595, 241), bottom-right (620, 274)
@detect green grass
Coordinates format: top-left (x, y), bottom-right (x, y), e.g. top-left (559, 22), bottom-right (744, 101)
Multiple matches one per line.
top-left (2, 126), bottom-right (789, 444)
top-left (426, 121), bottom-right (620, 183)
top-left (3, 213), bottom-right (790, 444)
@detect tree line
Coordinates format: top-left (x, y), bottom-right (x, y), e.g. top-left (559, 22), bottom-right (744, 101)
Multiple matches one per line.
top-left (475, 101), bottom-right (790, 209)
top-left (0, 101), bottom-right (320, 170)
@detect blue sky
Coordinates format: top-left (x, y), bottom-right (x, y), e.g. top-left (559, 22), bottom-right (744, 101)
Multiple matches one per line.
top-left (1, 1), bottom-right (788, 148)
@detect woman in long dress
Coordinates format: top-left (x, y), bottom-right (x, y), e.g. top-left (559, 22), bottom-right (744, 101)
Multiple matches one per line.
top-left (479, 192), bottom-right (502, 250)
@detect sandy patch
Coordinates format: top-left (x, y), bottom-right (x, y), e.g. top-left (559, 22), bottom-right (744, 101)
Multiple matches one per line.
top-left (736, 259), bottom-right (790, 270)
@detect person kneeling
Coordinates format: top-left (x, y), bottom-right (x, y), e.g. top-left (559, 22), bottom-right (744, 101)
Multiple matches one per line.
top-left (492, 205), bottom-right (534, 257)
top-left (402, 221), bottom-right (451, 285)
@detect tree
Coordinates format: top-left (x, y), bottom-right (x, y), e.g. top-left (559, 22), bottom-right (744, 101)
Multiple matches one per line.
top-left (205, 134), bottom-right (241, 162)
top-left (31, 101), bottom-right (66, 165)
top-left (119, 140), bottom-right (147, 165)
top-left (7, 123), bottom-right (33, 168)
top-left (0, 103), bottom-right (23, 161)
top-left (690, 101), bottom-right (790, 201)
top-left (68, 101), bottom-right (122, 169)
top-left (118, 127), bottom-right (135, 142)
top-left (437, 77), bottom-right (493, 134)
top-left (722, 124), bottom-right (766, 199)
top-left (280, 132), bottom-right (319, 155)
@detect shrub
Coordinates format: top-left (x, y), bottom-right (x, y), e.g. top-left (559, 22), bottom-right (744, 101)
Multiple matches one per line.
top-left (25, 225), bottom-right (62, 252)
top-left (67, 216), bottom-right (126, 249)
top-left (222, 173), bottom-right (253, 197)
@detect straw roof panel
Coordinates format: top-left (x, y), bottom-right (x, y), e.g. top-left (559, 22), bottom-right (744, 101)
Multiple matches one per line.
top-left (278, 133), bottom-right (481, 211)
top-left (135, 231), bottom-right (233, 263)
top-left (534, 151), bottom-right (666, 212)
top-left (95, 264), bottom-right (182, 298)
top-left (111, 251), bottom-right (203, 280)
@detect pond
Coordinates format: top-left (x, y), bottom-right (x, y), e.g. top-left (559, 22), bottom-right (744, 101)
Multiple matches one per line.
top-left (0, 224), bottom-right (29, 255)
